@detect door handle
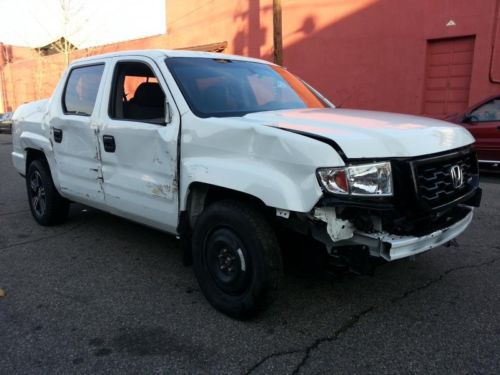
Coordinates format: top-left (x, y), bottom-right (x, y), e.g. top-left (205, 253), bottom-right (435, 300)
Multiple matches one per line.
top-left (102, 135), bottom-right (116, 152)
top-left (53, 128), bottom-right (63, 143)
top-left (496, 126), bottom-right (500, 131)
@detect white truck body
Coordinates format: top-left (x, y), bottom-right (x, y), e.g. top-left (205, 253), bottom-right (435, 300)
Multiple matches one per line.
top-left (11, 50), bottom-right (482, 316)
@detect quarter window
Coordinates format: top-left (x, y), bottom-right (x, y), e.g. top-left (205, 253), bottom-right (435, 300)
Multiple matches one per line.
top-left (63, 64), bottom-right (104, 116)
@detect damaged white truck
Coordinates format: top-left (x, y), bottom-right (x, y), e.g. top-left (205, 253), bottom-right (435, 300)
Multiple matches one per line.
top-left (12, 50), bottom-right (481, 317)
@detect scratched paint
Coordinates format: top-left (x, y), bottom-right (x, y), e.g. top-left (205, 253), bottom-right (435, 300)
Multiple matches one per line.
top-left (147, 182), bottom-right (173, 200)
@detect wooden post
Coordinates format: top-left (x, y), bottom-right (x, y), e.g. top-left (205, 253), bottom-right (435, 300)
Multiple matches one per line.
top-left (273, 0), bottom-right (283, 66)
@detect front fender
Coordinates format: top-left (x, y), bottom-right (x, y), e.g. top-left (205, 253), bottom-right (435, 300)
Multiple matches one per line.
top-left (180, 117), bottom-right (345, 212)
top-left (182, 157), bottom-right (322, 212)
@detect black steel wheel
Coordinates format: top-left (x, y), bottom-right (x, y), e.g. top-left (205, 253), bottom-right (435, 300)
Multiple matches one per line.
top-left (29, 169), bottom-right (47, 217)
top-left (204, 227), bottom-right (252, 295)
top-left (192, 200), bottom-right (283, 318)
top-left (26, 159), bottom-right (69, 226)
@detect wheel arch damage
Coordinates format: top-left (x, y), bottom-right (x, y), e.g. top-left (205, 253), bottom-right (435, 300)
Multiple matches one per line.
top-left (178, 182), bottom-right (273, 267)
top-left (178, 114), bottom-right (345, 214)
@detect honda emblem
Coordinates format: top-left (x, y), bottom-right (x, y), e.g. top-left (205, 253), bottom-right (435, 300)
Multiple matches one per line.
top-left (450, 165), bottom-right (464, 188)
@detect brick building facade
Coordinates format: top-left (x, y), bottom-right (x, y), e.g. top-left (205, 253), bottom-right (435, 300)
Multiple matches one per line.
top-left (1, 0), bottom-right (500, 115)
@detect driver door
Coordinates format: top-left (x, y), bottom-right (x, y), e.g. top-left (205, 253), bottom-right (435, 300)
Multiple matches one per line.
top-left (97, 56), bottom-right (180, 233)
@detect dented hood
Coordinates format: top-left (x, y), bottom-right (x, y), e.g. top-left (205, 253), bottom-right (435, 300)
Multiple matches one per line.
top-left (243, 108), bottom-right (475, 159)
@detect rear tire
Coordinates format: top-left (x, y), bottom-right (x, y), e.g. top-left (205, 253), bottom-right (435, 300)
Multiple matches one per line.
top-left (192, 200), bottom-right (283, 318)
top-left (26, 159), bottom-right (69, 226)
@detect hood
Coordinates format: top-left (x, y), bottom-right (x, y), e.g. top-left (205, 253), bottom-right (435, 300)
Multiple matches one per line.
top-left (243, 108), bottom-right (474, 159)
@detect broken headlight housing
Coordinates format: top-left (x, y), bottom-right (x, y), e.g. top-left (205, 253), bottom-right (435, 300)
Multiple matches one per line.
top-left (317, 162), bottom-right (393, 196)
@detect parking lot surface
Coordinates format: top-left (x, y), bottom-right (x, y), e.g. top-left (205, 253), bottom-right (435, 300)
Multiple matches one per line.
top-left (0, 133), bottom-right (499, 374)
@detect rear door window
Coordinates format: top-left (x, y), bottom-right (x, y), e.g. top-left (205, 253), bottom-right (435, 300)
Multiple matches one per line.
top-left (63, 64), bottom-right (104, 116)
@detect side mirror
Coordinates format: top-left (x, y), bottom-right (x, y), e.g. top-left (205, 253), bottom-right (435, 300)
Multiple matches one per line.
top-left (462, 114), bottom-right (475, 123)
top-left (165, 101), bottom-right (173, 124)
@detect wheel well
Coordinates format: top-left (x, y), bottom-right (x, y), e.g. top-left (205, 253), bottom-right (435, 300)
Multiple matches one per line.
top-left (185, 183), bottom-right (272, 230)
top-left (26, 148), bottom-right (48, 171)
top-left (179, 183), bottom-right (276, 267)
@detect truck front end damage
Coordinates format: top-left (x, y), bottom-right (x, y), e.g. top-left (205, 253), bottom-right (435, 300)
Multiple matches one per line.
top-left (312, 204), bottom-right (474, 261)
top-left (308, 146), bottom-right (481, 263)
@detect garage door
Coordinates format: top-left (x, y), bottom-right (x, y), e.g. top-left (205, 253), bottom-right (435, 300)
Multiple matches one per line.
top-left (423, 36), bottom-right (475, 116)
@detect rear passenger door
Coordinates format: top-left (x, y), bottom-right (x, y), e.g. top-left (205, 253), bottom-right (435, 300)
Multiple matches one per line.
top-left (98, 57), bottom-right (179, 232)
top-left (50, 62), bottom-right (107, 207)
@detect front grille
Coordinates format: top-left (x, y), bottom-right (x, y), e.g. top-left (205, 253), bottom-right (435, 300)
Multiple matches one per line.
top-left (413, 150), bottom-right (478, 209)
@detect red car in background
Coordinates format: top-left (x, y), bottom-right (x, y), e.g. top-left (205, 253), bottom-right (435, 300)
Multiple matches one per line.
top-left (446, 95), bottom-right (500, 167)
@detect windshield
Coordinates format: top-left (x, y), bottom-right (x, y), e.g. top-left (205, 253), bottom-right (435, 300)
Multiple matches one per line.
top-left (165, 57), bottom-right (329, 118)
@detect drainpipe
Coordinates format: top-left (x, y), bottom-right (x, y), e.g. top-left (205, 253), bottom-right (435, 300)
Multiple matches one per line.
top-left (490, 0), bottom-right (500, 83)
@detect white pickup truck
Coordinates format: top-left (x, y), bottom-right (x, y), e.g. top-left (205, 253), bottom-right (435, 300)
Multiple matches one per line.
top-left (11, 50), bottom-right (481, 317)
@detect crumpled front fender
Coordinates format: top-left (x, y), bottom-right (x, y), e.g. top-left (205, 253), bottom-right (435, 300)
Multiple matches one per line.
top-left (180, 113), bottom-right (345, 212)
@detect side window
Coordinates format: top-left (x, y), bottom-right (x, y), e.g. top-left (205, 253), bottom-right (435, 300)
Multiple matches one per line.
top-left (469, 98), bottom-right (500, 122)
top-left (63, 64), bottom-right (104, 116)
top-left (109, 61), bottom-right (166, 124)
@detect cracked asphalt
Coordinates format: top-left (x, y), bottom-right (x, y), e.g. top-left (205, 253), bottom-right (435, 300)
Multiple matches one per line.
top-left (1, 132), bottom-right (499, 374)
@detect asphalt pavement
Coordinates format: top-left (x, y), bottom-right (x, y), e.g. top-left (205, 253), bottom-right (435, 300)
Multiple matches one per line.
top-left (0, 133), bottom-right (499, 374)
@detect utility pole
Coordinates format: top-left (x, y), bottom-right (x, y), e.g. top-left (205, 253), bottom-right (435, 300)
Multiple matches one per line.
top-left (273, 0), bottom-right (283, 66)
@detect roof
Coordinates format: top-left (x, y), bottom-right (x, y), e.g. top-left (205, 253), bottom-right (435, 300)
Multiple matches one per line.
top-left (71, 49), bottom-right (275, 66)
top-left (37, 37), bottom-right (78, 56)
top-left (175, 41), bottom-right (228, 53)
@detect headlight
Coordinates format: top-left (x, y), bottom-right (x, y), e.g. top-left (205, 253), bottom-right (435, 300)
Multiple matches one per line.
top-left (317, 162), bottom-right (393, 196)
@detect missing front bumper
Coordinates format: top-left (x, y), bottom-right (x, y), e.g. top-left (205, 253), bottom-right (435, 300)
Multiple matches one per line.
top-left (352, 206), bottom-right (474, 261)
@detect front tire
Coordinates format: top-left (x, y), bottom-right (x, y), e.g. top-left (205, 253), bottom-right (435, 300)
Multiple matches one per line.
top-left (192, 200), bottom-right (283, 318)
top-left (26, 159), bottom-right (69, 226)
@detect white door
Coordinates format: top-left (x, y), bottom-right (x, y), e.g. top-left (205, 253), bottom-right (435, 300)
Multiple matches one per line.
top-left (98, 57), bottom-right (179, 232)
top-left (50, 63), bottom-right (107, 207)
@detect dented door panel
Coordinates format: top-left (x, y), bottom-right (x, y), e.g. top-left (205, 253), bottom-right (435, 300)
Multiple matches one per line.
top-left (50, 115), bottom-right (105, 205)
top-left (49, 61), bottom-right (109, 207)
top-left (99, 122), bottom-right (178, 232)
top-left (98, 56), bottom-right (179, 232)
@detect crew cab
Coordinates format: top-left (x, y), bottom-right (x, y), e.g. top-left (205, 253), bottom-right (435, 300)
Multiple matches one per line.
top-left (11, 50), bottom-right (481, 317)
